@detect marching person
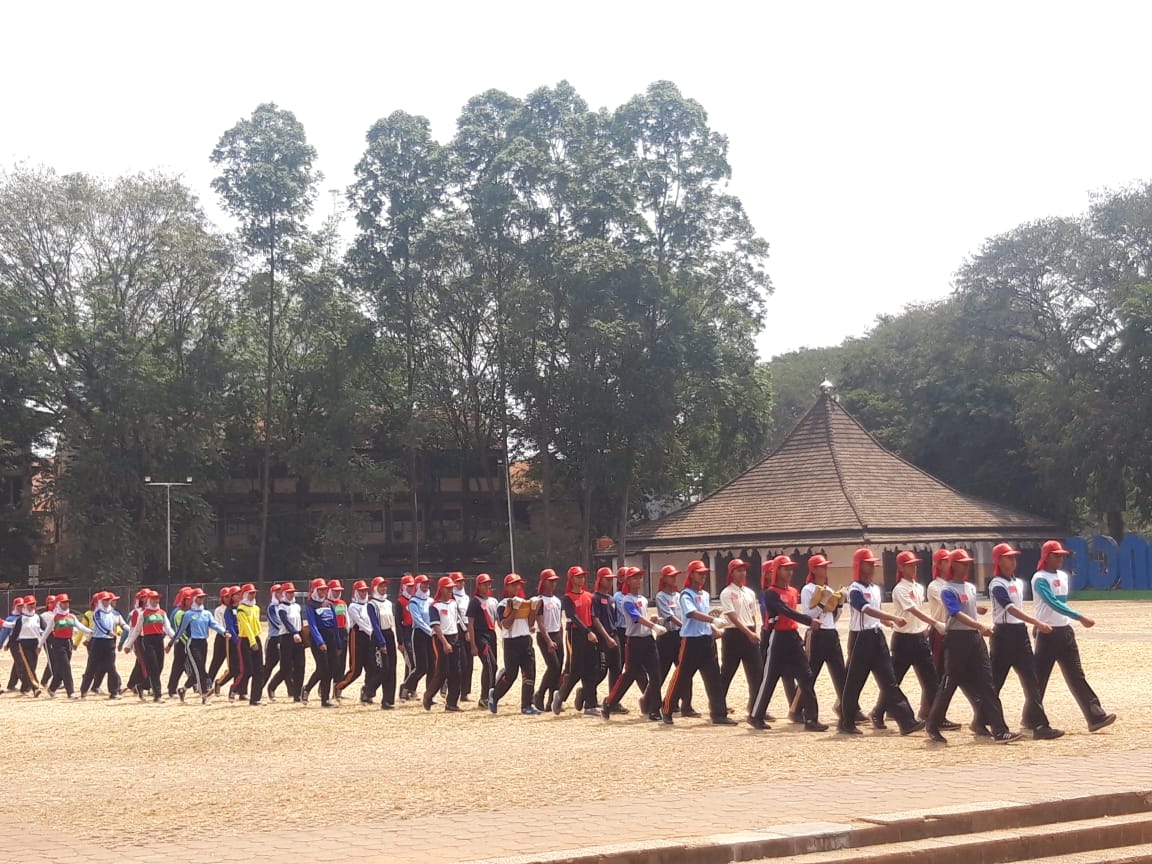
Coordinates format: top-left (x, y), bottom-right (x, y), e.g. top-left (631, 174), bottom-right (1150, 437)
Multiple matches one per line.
top-left (601, 567), bottom-right (667, 721)
top-left (302, 578), bottom-right (337, 707)
top-left (532, 569), bottom-right (564, 713)
top-left (975, 543), bottom-right (1063, 740)
top-left (335, 580), bottom-right (372, 700)
top-left (123, 590), bottom-right (175, 703)
top-left (1032, 540), bottom-right (1117, 733)
top-left (451, 573), bottom-right (474, 702)
top-left (612, 568), bottom-right (631, 675)
top-left (838, 549), bottom-right (923, 736)
top-left (165, 588), bottom-right (193, 700)
top-left (261, 584), bottom-right (283, 700)
top-left (592, 567), bottom-right (622, 695)
top-left (364, 576), bottom-right (398, 709)
top-left (232, 584), bottom-right (264, 705)
top-left (489, 573), bottom-right (539, 715)
top-left (212, 586), bottom-right (242, 698)
top-left (719, 558), bottom-right (763, 717)
top-left (2, 597), bottom-right (41, 696)
top-left (872, 551), bottom-right (957, 730)
top-left (397, 574), bottom-right (416, 683)
top-left (167, 587), bottom-right (228, 703)
top-left (654, 564), bottom-right (693, 717)
top-left (3, 597), bottom-right (22, 693)
top-left (206, 586), bottom-right (236, 683)
top-left (80, 592), bottom-right (127, 699)
top-left (552, 566), bottom-right (600, 716)
top-left (660, 560), bottom-right (735, 725)
top-left (399, 574), bottom-right (433, 701)
top-left (425, 576), bottom-right (463, 711)
top-left (38, 594), bottom-right (56, 685)
top-left (925, 549), bottom-right (951, 676)
top-left (40, 594), bottom-right (91, 699)
top-left (468, 574), bottom-right (500, 711)
top-left (925, 549), bottom-right (1021, 744)
top-left (798, 554), bottom-right (865, 725)
top-left (326, 580), bottom-right (350, 685)
top-left (749, 555), bottom-right (826, 731)
top-left (268, 582), bottom-right (305, 702)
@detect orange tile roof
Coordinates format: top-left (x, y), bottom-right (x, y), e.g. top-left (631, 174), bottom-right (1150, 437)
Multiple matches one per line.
top-left (627, 394), bottom-right (1060, 552)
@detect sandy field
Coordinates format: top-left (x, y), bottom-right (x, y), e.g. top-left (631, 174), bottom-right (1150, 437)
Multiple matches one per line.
top-left (4, 600), bottom-right (1146, 835)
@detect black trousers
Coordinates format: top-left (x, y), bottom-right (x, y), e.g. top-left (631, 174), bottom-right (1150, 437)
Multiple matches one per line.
top-left (928, 629), bottom-right (1008, 735)
top-left (492, 634), bottom-right (535, 709)
top-left (662, 635), bottom-right (726, 720)
top-left (207, 632), bottom-right (228, 680)
top-left (185, 639), bottom-right (210, 695)
top-left (46, 639), bottom-right (74, 696)
top-left (752, 629), bottom-right (817, 723)
top-left (12, 641), bottom-right (39, 693)
top-left (364, 630), bottom-right (398, 706)
top-left (930, 627), bottom-right (945, 677)
top-left (306, 636), bottom-right (345, 694)
top-left (167, 641), bottom-right (189, 696)
top-left (137, 634), bottom-right (165, 699)
top-left (808, 628), bottom-right (848, 705)
top-left (401, 630), bottom-right (432, 695)
top-left (606, 634), bottom-right (661, 712)
top-left (459, 626), bottom-right (474, 697)
top-left (475, 635), bottom-right (498, 704)
top-left (337, 630), bottom-right (371, 693)
top-left (81, 639), bottom-right (120, 696)
top-left (557, 627), bottom-right (599, 708)
top-left (1034, 625), bottom-right (1109, 726)
top-left (307, 642), bottom-right (334, 704)
top-left (425, 632), bottom-right (462, 709)
top-left (841, 629), bottom-right (916, 731)
top-left (720, 628), bottom-right (764, 712)
top-left (976, 624), bottom-right (1051, 730)
top-left (656, 629), bottom-right (692, 711)
top-left (399, 622), bottom-right (414, 680)
top-left (262, 631), bottom-right (282, 687)
top-left (268, 635), bottom-right (305, 700)
top-left (235, 639), bottom-right (263, 704)
top-left (595, 631), bottom-right (622, 690)
top-left (215, 637), bottom-right (242, 692)
top-left (535, 630), bottom-right (564, 702)
top-left (880, 631), bottom-right (939, 718)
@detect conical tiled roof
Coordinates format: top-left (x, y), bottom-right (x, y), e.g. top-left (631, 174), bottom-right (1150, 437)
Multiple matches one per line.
top-left (627, 393), bottom-right (1060, 552)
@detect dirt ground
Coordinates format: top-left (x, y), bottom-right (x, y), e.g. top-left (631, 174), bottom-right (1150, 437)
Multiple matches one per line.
top-left (6, 600), bottom-right (1146, 835)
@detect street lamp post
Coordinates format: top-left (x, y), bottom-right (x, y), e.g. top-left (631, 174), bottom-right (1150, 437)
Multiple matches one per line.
top-left (144, 476), bottom-right (193, 579)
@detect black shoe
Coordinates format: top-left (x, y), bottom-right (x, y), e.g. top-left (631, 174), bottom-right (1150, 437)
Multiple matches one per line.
top-left (648, 711), bottom-right (661, 722)
top-left (601, 702), bottom-right (611, 721)
top-left (321, 701), bottom-right (335, 708)
top-left (994, 731), bottom-right (1022, 744)
top-left (532, 695), bottom-right (545, 713)
top-left (177, 687), bottom-right (186, 703)
top-left (804, 720), bottom-right (829, 732)
top-left (300, 688), bottom-right (310, 704)
top-left (1034, 726), bottom-right (1065, 740)
top-left (788, 712), bottom-right (803, 724)
top-left (869, 711), bottom-right (888, 730)
top-left (660, 712), bottom-right (674, 725)
top-left (381, 703), bottom-right (394, 710)
top-left (1088, 713), bottom-right (1117, 733)
top-left (681, 708), bottom-right (701, 719)
top-left (900, 720), bottom-right (926, 736)
top-left (711, 716), bottom-right (738, 726)
top-left (837, 725), bottom-right (862, 736)
top-left (573, 686), bottom-right (584, 710)
top-left (611, 705), bottom-right (629, 715)
top-left (927, 728), bottom-right (948, 744)
top-left (938, 719), bottom-right (961, 731)
top-left (969, 723), bottom-right (991, 738)
top-left (854, 711), bottom-right (868, 724)
top-left (445, 705), bottom-right (462, 712)
top-left (747, 716), bottom-right (770, 730)
top-left (422, 697), bottom-right (433, 711)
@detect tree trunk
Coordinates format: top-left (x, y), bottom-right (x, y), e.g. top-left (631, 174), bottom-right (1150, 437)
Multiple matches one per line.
top-left (1107, 509), bottom-right (1125, 543)
top-left (617, 480), bottom-right (629, 574)
top-left (257, 234), bottom-right (275, 584)
top-left (540, 434), bottom-right (552, 563)
top-left (582, 473), bottom-right (593, 572)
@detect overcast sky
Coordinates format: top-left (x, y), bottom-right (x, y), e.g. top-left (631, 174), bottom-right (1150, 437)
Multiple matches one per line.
top-left (5, 1), bottom-right (1149, 359)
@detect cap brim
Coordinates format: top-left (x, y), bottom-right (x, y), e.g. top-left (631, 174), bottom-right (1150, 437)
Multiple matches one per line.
top-left (997, 550), bottom-right (1022, 557)
top-left (900, 557), bottom-right (922, 564)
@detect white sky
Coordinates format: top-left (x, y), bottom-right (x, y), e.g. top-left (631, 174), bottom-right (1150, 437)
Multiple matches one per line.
top-left (4, 1), bottom-right (1150, 358)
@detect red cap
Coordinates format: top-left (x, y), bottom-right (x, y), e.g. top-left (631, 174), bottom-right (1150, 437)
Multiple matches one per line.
top-left (326, 580), bottom-right (343, 592)
top-left (23, 595), bottom-right (37, 608)
top-left (134, 589), bottom-right (150, 600)
top-left (370, 576), bottom-right (388, 590)
top-left (413, 574), bottom-right (429, 585)
top-left (352, 580), bottom-right (368, 592)
top-left (270, 583), bottom-right (282, 595)
top-left (595, 566), bottom-right (613, 580)
top-left (46, 594), bottom-right (57, 605)
top-left (436, 576), bottom-right (455, 593)
top-left (504, 573), bottom-right (524, 586)
top-left (686, 560), bottom-right (710, 575)
top-left (852, 548), bottom-right (880, 582)
top-left (238, 583), bottom-right (256, 595)
top-left (400, 575), bottom-right (415, 586)
top-left (11, 597), bottom-right (23, 611)
top-left (948, 548), bottom-right (974, 564)
top-left (992, 543), bottom-right (1021, 575)
top-left (805, 554), bottom-right (832, 583)
top-left (766, 555), bottom-right (796, 588)
top-left (281, 582), bottom-right (297, 593)
top-left (476, 574), bottom-right (492, 586)
top-left (190, 588), bottom-right (207, 598)
top-left (896, 551), bottom-right (922, 566)
top-left (539, 568), bottom-right (559, 582)
top-left (567, 566), bottom-right (588, 580)
top-left (310, 578), bottom-right (328, 592)
top-left (659, 564), bottom-right (682, 582)
top-left (1038, 540), bottom-right (1070, 571)
top-left (219, 586), bottom-right (232, 600)
top-left (54, 593), bottom-right (70, 603)
top-left (450, 571), bottom-right (465, 584)
top-left (727, 558), bottom-right (749, 577)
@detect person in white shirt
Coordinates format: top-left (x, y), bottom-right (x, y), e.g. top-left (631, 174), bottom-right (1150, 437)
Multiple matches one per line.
top-left (363, 576), bottom-right (398, 709)
top-left (451, 572), bottom-right (474, 702)
top-left (3, 596), bottom-right (42, 696)
top-left (335, 580), bottom-right (374, 701)
top-left (872, 551), bottom-right (957, 730)
top-left (925, 548), bottom-right (951, 677)
top-left (425, 576), bottom-right (463, 711)
top-left (1031, 540), bottom-right (1116, 733)
top-left (489, 574), bottom-right (540, 715)
top-left (533, 569), bottom-right (564, 712)
top-left (718, 558), bottom-right (762, 715)
top-left (976, 543), bottom-right (1063, 740)
top-left (798, 555), bottom-right (865, 725)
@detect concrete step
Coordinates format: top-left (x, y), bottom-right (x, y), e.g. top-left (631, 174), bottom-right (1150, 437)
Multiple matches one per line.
top-left (746, 811), bottom-right (1152, 864)
top-left (1026, 842), bottom-right (1152, 864)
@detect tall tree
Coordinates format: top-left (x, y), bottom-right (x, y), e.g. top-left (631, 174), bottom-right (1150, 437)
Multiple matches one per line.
top-left (210, 103), bottom-right (319, 582)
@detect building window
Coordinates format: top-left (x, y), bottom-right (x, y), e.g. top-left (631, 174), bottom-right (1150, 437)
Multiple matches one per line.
top-left (225, 517), bottom-right (251, 537)
top-left (361, 510), bottom-right (384, 534)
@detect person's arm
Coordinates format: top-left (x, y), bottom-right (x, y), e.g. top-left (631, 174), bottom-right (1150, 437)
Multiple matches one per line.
top-left (763, 590), bottom-right (818, 628)
top-left (850, 589), bottom-right (905, 627)
top-left (1033, 579), bottom-right (1092, 626)
top-left (589, 602), bottom-right (614, 644)
top-left (896, 583), bottom-right (942, 632)
top-left (722, 590), bottom-right (758, 641)
top-left (680, 591), bottom-right (715, 624)
top-left (942, 588), bottom-right (990, 636)
top-left (122, 611), bottom-right (144, 651)
top-left (305, 605), bottom-right (326, 649)
top-left (367, 603), bottom-right (387, 648)
top-left (429, 606), bottom-right (451, 652)
top-left (168, 613), bottom-right (192, 650)
top-left (622, 598), bottom-right (657, 630)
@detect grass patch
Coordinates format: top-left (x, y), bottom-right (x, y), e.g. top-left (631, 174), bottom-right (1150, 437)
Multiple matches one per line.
top-left (1071, 589), bottom-right (1152, 601)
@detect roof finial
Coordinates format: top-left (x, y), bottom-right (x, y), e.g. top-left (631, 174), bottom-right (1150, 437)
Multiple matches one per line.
top-left (819, 378), bottom-right (834, 395)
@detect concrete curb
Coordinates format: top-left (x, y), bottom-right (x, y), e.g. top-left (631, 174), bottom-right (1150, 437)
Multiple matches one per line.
top-left (465, 790), bottom-right (1152, 864)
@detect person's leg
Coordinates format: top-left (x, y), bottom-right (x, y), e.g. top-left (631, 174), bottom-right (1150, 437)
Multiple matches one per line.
top-left (248, 640), bottom-right (264, 704)
top-left (1053, 627), bottom-right (1110, 725)
top-left (871, 635), bottom-right (916, 730)
top-left (838, 632), bottom-right (871, 730)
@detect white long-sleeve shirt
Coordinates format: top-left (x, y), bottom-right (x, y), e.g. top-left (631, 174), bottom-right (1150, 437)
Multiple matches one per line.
top-left (348, 600), bottom-right (372, 635)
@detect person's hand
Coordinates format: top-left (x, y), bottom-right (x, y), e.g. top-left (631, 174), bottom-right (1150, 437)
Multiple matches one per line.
top-left (471, 646), bottom-right (479, 658)
top-left (319, 644), bottom-right (327, 652)
top-left (444, 643), bottom-right (453, 654)
top-left (976, 605), bottom-right (989, 616)
top-left (1080, 616), bottom-right (1096, 628)
top-left (545, 639), bottom-right (557, 652)
top-left (979, 625), bottom-right (993, 638)
top-left (746, 629), bottom-right (760, 644)
top-left (1037, 622), bottom-right (1053, 634)
top-left (935, 621), bottom-right (947, 635)
top-left (893, 617), bottom-right (907, 628)
top-left (293, 634), bottom-right (302, 643)
top-left (652, 624), bottom-right (667, 637)
top-left (164, 645), bottom-right (172, 655)
top-left (809, 620), bottom-right (822, 630)
top-left (606, 637), bottom-right (617, 649)
top-left (587, 632), bottom-right (598, 644)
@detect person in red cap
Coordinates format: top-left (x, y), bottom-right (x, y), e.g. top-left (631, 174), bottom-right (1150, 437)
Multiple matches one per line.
top-left (925, 549), bottom-right (1020, 744)
top-left (872, 551), bottom-right (956, 731)
top-left (211, 585), bottom-right (243, 697)
top-left (4, 595), bottom-right (44, 696)
top-left (660, 560), bottom-right (735, 725)
top-left (302, 578), bottom-right (338, 707)
top-left (839, 549), bottom-right (923, 736)
top-left (260, 584), bottom-right (284, 700)
top-left (718, 558), bottom-right (763, 717)
top-left (335, 580), bottom-right (373, 700)
top-left (467, 574), bottom-right (500, 710)
top-left (79, 592), bottom-right (128, 699)
top-left (489, 573), bottom-right (540, 715)
top-left (1031, 540), bottom-right (1116, 733)
top-left (424, 576), bottom-right (464, 711)
top-left (976, 543), bottom-right (1063, 739)
top-left (449, 573), bottom-right (474, 702)
top-left (165, 588), bottom-right (194, 699)
top-left (397, 573), bottom-right (416, 683)
top-left (532, 569), bottom-right (564, 713)
top-left (399, 574), bottom-right (433, 701)
top-left (591, 567), bottom-right (622, 700)
top-left (552, 566), bottom-right (600, 715)
top-left (363, 576), bottom-right (398, 708)
top-left (326, 580), bottom-right (350, 685)
top-left (653, 564), bottom-right (693, 717)
top-left (39, 594), bottom-right (91, 699)
top-left (601, 566), bottom-right (667, 721)
top-left (167, 587), bottom-right (229, 703)
top-left (267, 582), bottom-right (305, 701)
top-left (925, 548), bottom-right (952, 677)
top-left (796, 554), bottom-right (862, 724)
top-left (207, 585), bottom-right (235, 683)
top-left (749, 556), bottom-right (826, 731)
top-left (232, 584), bottom-right (264, 705)
top-left (123, 590), bottom-right (175, 702)
top-left (37, 594), bottom-right (57, 685)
